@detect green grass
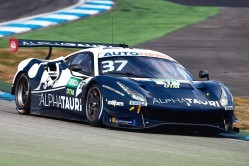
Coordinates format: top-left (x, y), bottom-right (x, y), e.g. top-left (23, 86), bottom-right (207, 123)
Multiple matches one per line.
top-left (0, 81), bottom-right (11, 93)
top-left (0, 0), bottom-right (218, 47)
top-left (240, 130), bottom-right (249, 136)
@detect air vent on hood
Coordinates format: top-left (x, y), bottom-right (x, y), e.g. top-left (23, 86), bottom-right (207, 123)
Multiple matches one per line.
top-left (180, 83), bottom-right (193, 90)
top-left (139, 85), bottom-right (150, 94)
top-left (197, 87), bottom-right (207, 92)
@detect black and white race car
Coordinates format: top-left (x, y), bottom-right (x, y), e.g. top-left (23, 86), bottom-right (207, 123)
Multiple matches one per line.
top-left (9, 38), bottom-right (239, 132)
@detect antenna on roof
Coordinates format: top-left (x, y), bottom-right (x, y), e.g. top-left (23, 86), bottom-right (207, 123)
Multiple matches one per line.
top-left (112, 17), bottom-right (114, 44)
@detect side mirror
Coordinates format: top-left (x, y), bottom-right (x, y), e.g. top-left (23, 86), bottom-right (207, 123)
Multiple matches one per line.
top-left (199, 70), bottom-right (209, 80)
top-left (69, 64), bottom-right (82, 72)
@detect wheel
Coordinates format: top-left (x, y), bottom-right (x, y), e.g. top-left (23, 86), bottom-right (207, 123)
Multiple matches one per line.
top-left (85, 84), bottom-right (103, 126)
top-left (15, 73), bottom-right (31, 114)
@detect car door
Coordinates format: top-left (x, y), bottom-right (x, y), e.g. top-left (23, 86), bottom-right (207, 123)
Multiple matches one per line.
top-left (62, 51), bottom-right (95, 116)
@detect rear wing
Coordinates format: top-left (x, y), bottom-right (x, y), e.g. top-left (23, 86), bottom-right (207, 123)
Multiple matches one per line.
top-left (9, 38), bottom-right (128, 59)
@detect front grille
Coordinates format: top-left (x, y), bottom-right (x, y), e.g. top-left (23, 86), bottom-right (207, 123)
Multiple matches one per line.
top-left (142, 108), bottom-right (225, 124)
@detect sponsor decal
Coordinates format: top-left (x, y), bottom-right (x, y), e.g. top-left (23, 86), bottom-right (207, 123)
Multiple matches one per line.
top-left (75, 80), bottom-right (87, 97)
top-left (42, 77), bottom-right (55, 90)
top-left (151, 79), bottom-right (180, 88)
top-left (34, 72), bottom-right (56, 91)
top-left (107, 100), bottom-right (124, 107)
top-left (65, 77), bottom-right (85, 97)
top-left (22, 41), bottom-right (113, 48)
top-left (66, 77), bottom-right (82, 89)
top-left (39, 93), bottom-right (82, 111)
top-left (137, 106), bottom-right (141, 114)
top-left (164, 81), bottom-right (180, 88)
top-left (129, 106), bottom-right (142, 114)
top-left (103, 52), bottom-right (139, 56)
top-left (77, 80), bottom-right (85, 90)
top-left (9, 38), bottom-right (18, 52)
top-left (129, 100), bottom-right (147, 106)
top-left (102, 85), bottom-right (125, 96)
top-left (66, 88), bottom-right (75, 96)
top-left (100, 51), bottom-right (173, 60)
top-left (153, 98), bottom-right (221, 107)
top-left (139, 52), bottom-right (173, 60)
top-left (110, 117), bottom-right (135, 126)
top-left (224, 106), bottom-right (234, 110)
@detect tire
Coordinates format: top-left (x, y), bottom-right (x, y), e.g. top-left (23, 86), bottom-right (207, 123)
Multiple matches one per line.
top-left (15, 73), bottom-right (31, 114)
top-left (85, 84), bottom-right (103, 127)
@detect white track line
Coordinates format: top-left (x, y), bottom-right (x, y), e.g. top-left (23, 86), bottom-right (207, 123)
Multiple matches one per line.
top-left (0, 0), bottom-right (87, 26)
top-left (0, 0), bottom-right (114, 37)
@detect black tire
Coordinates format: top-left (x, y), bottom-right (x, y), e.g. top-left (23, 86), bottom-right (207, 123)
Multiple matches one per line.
top-left (15, 73), bottom-right (31, 114)
top-left (85, 84), bottom-right (103, 127)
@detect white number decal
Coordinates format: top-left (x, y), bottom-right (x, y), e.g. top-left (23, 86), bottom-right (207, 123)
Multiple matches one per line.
top-left (115, 60), bottom-right (128, 71)
top-left (101, 60), bottom-right (114, 73)
top-left (101, 60), bottom-right (128, 73)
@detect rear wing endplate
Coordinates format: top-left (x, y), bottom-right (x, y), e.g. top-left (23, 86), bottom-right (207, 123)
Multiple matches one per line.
top-left (9, 38), bottom-right (128, 59)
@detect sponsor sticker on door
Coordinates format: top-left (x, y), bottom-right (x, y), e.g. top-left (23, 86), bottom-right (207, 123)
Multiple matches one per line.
top-left (66, 77), bottom-right (82, 89)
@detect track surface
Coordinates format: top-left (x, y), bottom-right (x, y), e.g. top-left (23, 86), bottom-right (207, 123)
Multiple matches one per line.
top-left (136, 3), bottom-right (249, 97)
top-left (0, 1), bottom-right (248, 166)
top-left (0, 100), bottom-right (248, 166)
top-left (0, 0), bottom-right (78, 22)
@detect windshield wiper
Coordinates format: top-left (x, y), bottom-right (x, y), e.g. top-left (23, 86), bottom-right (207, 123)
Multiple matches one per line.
top-left (106, 71), bottom-right (148, 78)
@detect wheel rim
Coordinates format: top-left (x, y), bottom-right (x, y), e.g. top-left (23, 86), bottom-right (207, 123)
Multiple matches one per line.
top-left (16, 76), bottom-right (29, 108)
top-left (86, 87), bottom-right (102, 121)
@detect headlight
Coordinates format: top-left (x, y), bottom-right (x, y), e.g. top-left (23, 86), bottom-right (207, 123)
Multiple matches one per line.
top-left (117, 82), bottom-right (146, 102)
top-left (220, 87), bottom-right (228, 106)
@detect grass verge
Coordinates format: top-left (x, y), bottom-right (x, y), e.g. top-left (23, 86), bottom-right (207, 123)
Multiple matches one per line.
top-left (0, 81), bottom-right (12, 93)
top-left (234, 97), bottom-right (249, 130)
top-left (0, 0), bottom-right (218, 47)
top-left (240, 130), bottom-right (249, 136)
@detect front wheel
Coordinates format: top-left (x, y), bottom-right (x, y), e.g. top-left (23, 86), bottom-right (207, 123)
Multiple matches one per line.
top-left (15, 73), bottom-right (31, 114)
top-left (85, 84), bottom-right (103, 127)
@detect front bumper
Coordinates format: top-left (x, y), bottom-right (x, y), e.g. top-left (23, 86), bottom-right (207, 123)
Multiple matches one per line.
top-left (103, 106), bottom-right (238, 133)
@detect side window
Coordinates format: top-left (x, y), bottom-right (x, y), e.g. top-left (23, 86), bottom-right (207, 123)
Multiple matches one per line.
top-left (67, 52), bottom-right (94, 76)
top-left (66, 54), bottom-right (77, 65)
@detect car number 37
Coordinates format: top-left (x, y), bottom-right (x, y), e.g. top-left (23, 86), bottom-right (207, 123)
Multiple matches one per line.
top-left (101, 60), bottom-right (128, 73)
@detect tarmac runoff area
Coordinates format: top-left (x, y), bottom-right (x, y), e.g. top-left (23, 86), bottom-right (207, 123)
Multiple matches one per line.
top-left (0, 0), bottom-right (248, 165)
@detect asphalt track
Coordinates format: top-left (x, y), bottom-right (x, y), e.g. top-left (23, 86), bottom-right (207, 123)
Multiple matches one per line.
top-left (136, 1), bottom-right (249, 97)
top-left (0, 1), bottom-right (248, 166)
top-left (0, 100), bottom-right (248, 166)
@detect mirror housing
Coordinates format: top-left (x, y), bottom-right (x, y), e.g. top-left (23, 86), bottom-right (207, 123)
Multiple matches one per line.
top-left (69, 64), bottom-right (82, 72)
top-left (68, 64), bottom-right (90, 78)
top-left (199, 70), bottom-right (209, 80)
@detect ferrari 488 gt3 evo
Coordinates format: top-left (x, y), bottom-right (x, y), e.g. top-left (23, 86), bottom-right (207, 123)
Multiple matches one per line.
top-left (9, 38), bottom-right (239, 132)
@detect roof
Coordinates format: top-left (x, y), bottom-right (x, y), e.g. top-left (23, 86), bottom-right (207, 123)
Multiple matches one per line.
top-left (97, 48), bottom-right (176, 61)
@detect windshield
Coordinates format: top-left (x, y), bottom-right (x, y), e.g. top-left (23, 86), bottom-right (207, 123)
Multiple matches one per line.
top-left (98, 56), bottom-right (195, 81)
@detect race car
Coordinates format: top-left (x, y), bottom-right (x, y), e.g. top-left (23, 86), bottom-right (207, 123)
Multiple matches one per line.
top-left (9, 38), bottom-right (239, 132)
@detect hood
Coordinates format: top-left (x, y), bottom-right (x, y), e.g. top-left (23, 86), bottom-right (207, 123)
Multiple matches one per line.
top-left (129, 78), bottom-right (223, 110)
